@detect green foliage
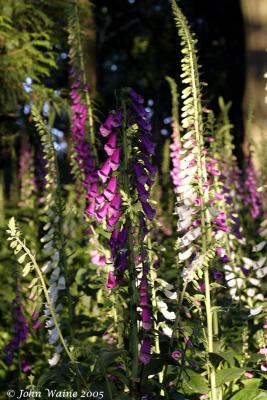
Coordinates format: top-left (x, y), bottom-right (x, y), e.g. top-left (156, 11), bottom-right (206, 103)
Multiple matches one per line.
top-left (0, 0), bottom-right (57, 113)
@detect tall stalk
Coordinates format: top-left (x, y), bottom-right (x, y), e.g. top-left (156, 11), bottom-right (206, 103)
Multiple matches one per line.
top-left (171, 2), bottom-right (217, 398)
top-left (121, 104), bottom-right (139, 396)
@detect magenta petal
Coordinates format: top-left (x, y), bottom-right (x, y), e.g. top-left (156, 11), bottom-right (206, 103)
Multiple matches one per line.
top-left (21, 360), bottom-right (31, 373)
top-left (110, 149), bottom-right (120, 171)
top-left (142, 307), bottom-right (152, 330)
top-left (96, 202), bottom-right (110, 220)
top-left (86, 201), bottom-right (95, 217)
top-left (32, 320), bottom-right (42, 330)
top-left (109, 193), bottom-right (121, 212)
top-left (98, 160), bottom-right (111, 182)
top-left (107, 211), bottom-right (122, 228)
top-left (104, 132), bottom-right (117, 156)
top-left (106, 269), bottom-right (116, 289)
top-left (31, 310), bottom-right (39, 321)
top-left (95, 195), bottom-right (105, 205)
top-left (103, 177), bottom-right (117, 202)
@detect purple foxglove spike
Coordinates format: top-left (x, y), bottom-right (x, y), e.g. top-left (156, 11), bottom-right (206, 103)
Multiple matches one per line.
top-left (96, 202), bottom-right (110, 221)
top-left (131, 102), bottom-right (149, 118)
top-left (98, 159), bottom-right (111, 183)
top-left (143, 156), bottom-right (157, 177)
top-left (118, 227), bottom-right (129, 245)
top-left (104, 132), bottom-right (117, 156)
top-left (117, 253), bottom-right (128, 272)
top-left (136, 182), bottom-right (149, 202)
top-left (133, 163), bottom-right (149, 185)
top-left (138, 118), bottom-right (152, 132)
top-left (106, 268), bottom-right (116, 289)
top-left (140, 134), bottom-right (156, 155)
top-left (142, 306), bottom-right (152, 330)
top-left (110, 149), bottom-right (120, 171)
top-left (139, 338), bottom-right (151, 365)
top-left (109, 229), bottom-right (119, 247)
top-left (141, 201), bottom-right (156, 221)
top-left (109, 193), bottom-right (122, 212)
top-left (129, 89), bottom-right (145, 104)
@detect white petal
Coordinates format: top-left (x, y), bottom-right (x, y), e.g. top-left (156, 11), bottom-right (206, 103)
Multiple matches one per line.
top-left (179, 247), bottom-right (193, 261)
top-left (162, 326), bottom-right (173, 337)
top-left (57, 276), bottom-right (66, 290)
top-left (48, 352), bottom-right (61, 367)
top-left (164, 289), bottom-right (177, 300)
top-left (252, 241), bottom-right (266, 252)
top-left (249, 306), bottom-right (263, 316)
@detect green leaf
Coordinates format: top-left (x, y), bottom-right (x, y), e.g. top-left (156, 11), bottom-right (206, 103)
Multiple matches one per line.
top-left (143, 358), bottom-right (165, 376)
top-left (217, 351), bottom-right (238, 367)
top-left (182, 369), bottom-right (209, 394)
top-left (8, 217), bottom-right (16, 232)
top-left (216, 367), bottom-right (246, 386)
top-left (22, 262), bottom-right (32, 277)
top-left (10, 240), bottom-right (17, 249)
top-left (230, 389), bottom-right (267, 400)
top-left (99, 350), bottom-right (122, 368)
top-left (18, 252), bottom-right (27, 264)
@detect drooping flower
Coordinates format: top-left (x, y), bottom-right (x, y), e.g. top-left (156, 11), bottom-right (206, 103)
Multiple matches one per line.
top-left (171, 349), bottom-right (183, 361)
top-left (139, 337), bottom-right (152, 365)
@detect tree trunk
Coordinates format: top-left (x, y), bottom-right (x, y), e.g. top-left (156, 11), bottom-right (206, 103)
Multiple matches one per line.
top-left (241, 0), bottom-right (267, 165)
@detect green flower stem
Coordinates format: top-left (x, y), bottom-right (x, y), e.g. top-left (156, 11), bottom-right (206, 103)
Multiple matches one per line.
top-left (99, 356), bottom-right (113, 400)
top-left (204, 269), bottom-right (217, 400)
top-left (147, 239), bottom-right (163, 391)
top-left (121, 104), bottom-right (139, 397)
top-left (15, 236), bottom-right (73, 362)
top-left (13, 235), bottom-right (89, 390)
